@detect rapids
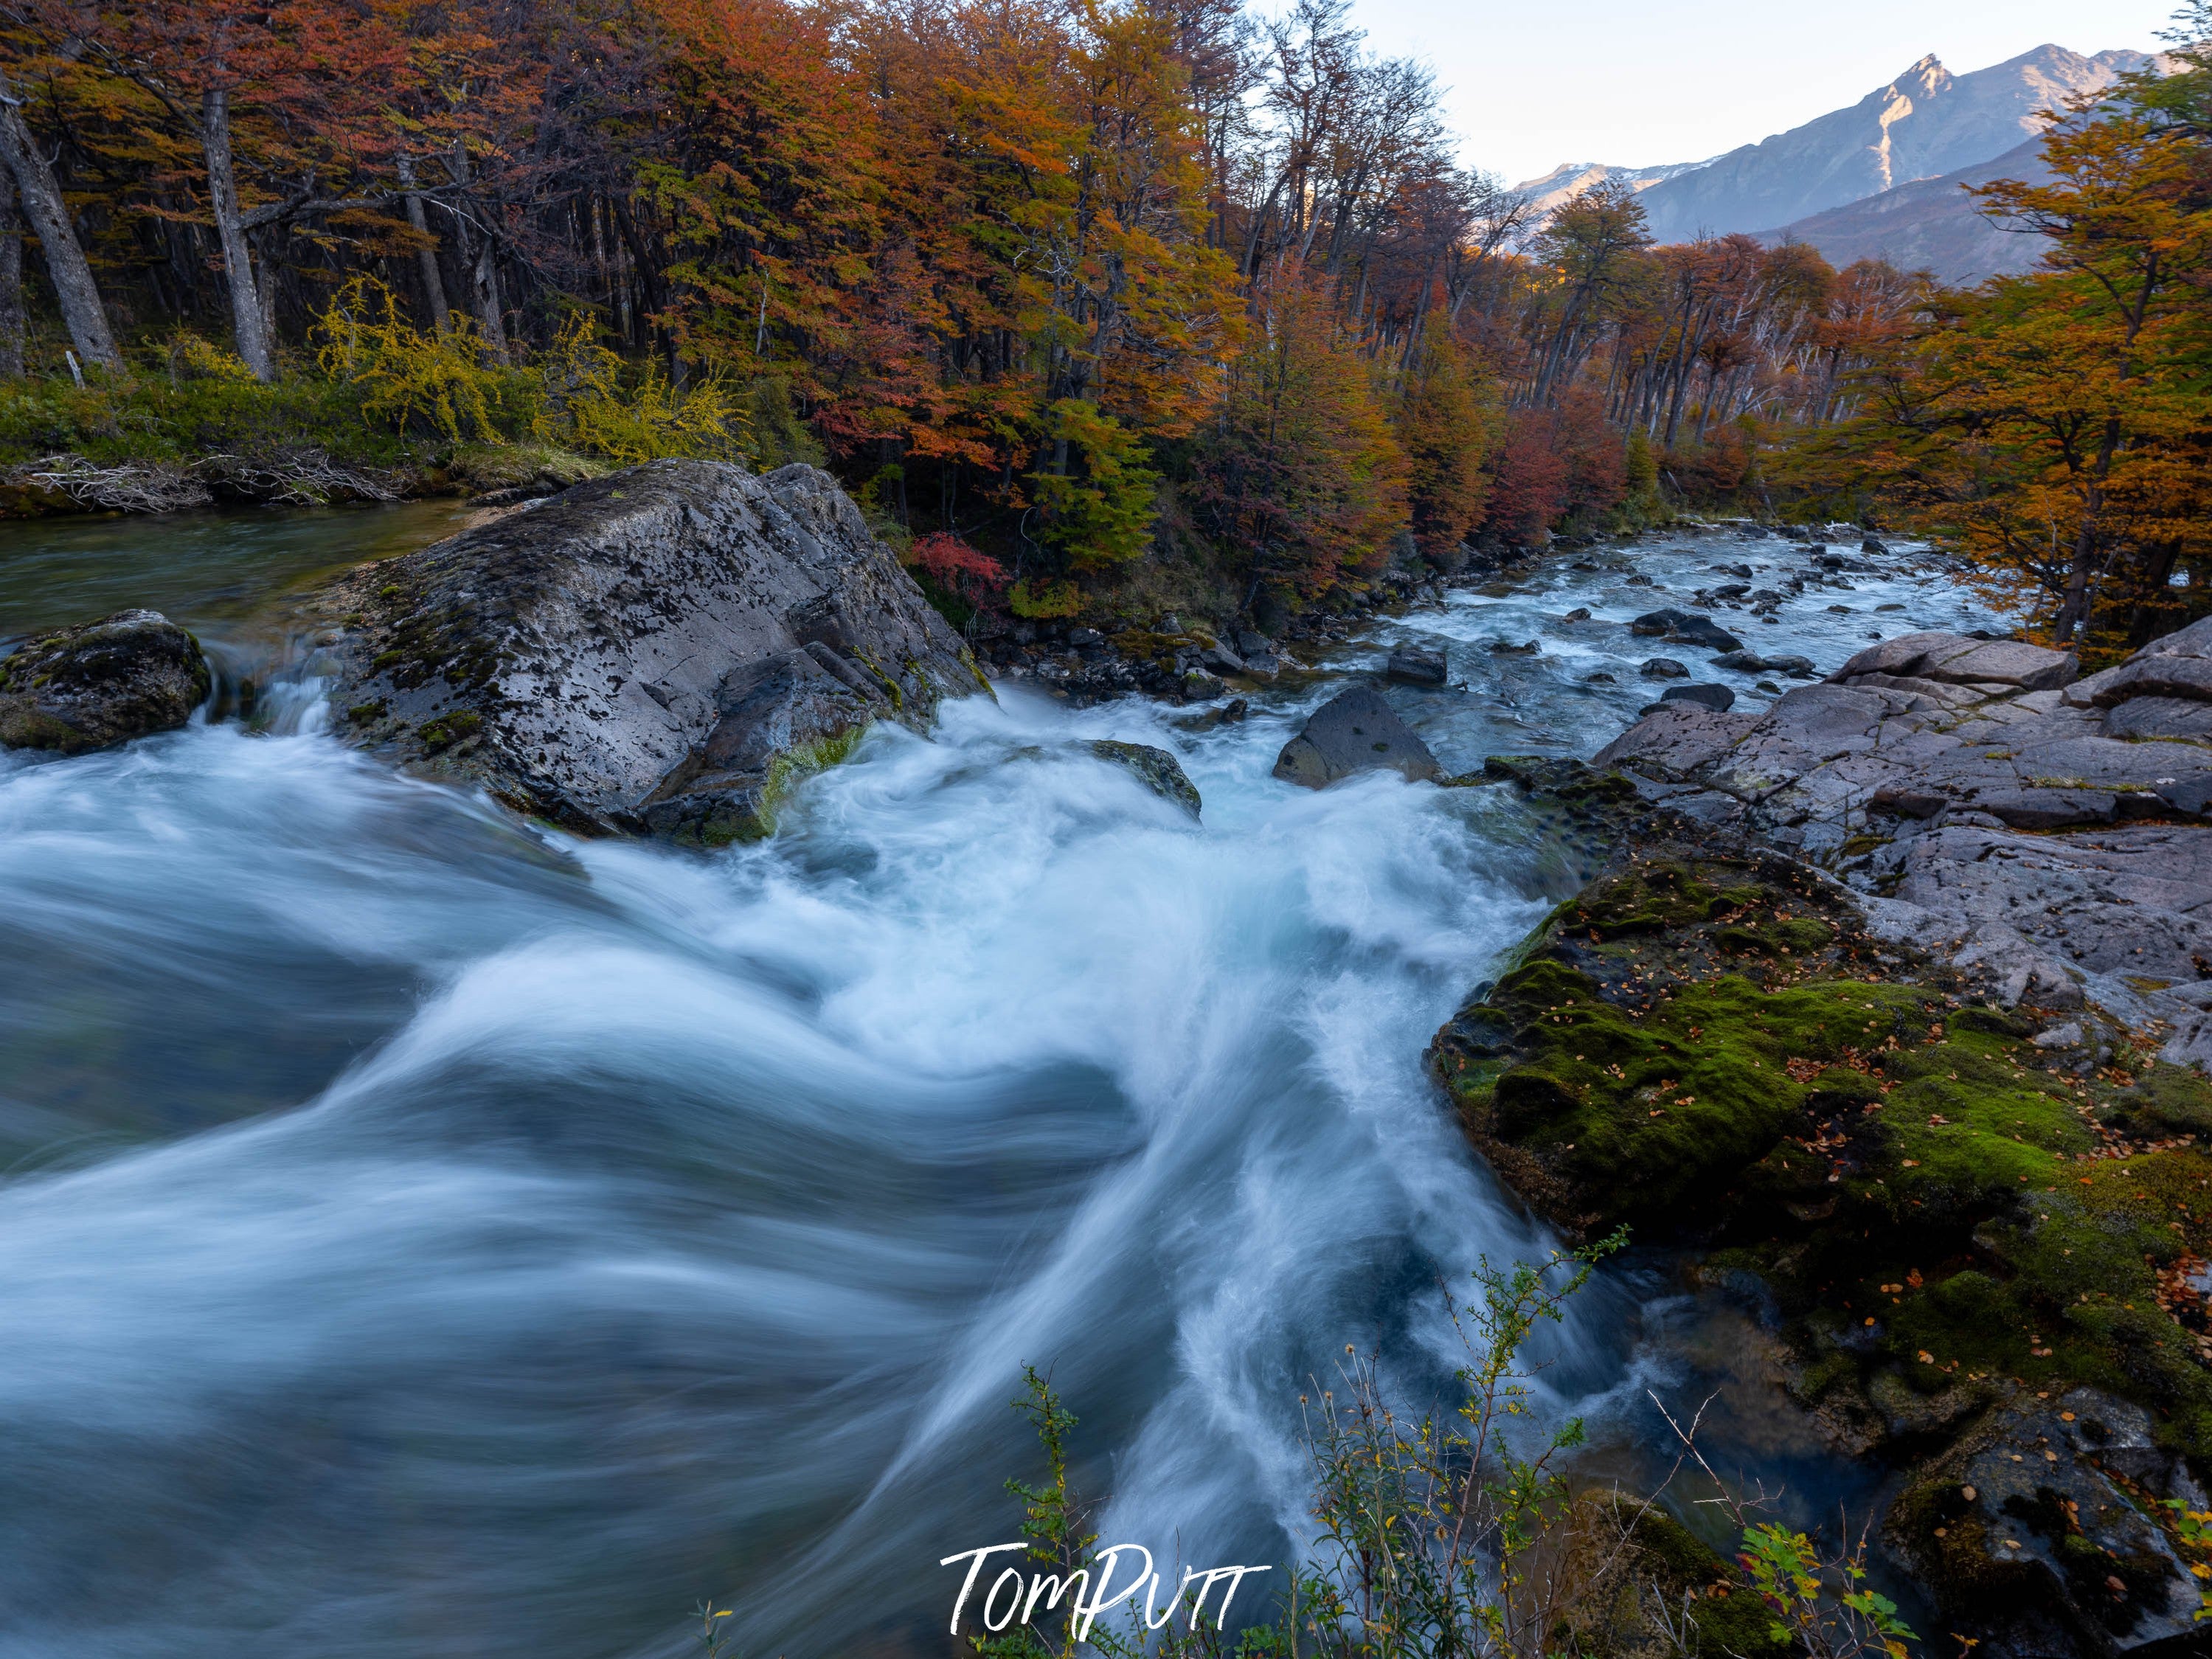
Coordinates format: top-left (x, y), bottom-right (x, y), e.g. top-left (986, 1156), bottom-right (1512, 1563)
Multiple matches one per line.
top-left (0, 508), bottom-right (2008, 1658)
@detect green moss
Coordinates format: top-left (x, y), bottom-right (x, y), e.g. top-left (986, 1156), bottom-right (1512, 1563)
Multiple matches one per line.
top-left (682, 727), bottom-right (868, 848)
top-left (417, 710), bottom-right (482, 752)
top-left (1558, 1495), bottom-right (1790, 1659)
top-left (1438, 837), bottom-right (2212, 1459)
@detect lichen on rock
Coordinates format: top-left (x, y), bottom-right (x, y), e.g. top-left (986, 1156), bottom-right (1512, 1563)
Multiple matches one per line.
top-left (0, 609), bottom-right (210, 753)
top-left (312, 458), bottom-right (983, 840)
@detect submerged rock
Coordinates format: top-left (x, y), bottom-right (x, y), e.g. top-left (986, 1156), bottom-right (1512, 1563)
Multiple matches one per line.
top-left (317, 458), bottom-right (982, 842)
top-left (1272, 687), bottom-right (1439, 788)
top-left (0, 609), bottom-right (210, 753)
top-left (1089, 739), bottom-right (1201, 817)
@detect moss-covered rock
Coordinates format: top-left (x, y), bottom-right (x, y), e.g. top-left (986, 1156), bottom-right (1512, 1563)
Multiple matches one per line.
top-left (1440, 758), bottom-right (2212, 1649)
top-left (1088, 739), bottom-right (1202, 817)
top-left (0, 609), bottom-right (210, 753)
top-left (1552, 1493), bottom-right (1789, 1659)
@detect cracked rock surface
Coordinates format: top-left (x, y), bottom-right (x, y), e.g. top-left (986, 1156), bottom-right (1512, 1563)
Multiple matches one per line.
top-left (314, 459), bottom-right (984, 842)
top-left (1593, 619), bottom-right (2212, 1064)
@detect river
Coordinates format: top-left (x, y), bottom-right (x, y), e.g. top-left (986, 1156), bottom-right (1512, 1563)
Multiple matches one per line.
top-left (0, 505), bottom-right (2008, 1658)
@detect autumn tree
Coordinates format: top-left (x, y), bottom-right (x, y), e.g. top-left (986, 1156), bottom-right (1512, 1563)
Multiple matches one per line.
top-left (1194, 276), bottom-right (1406, 596)
top-left (1395, 311), bottom-right (1494, 555)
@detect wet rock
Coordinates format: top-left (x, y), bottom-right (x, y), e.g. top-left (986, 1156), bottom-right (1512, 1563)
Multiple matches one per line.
top-left (1662, 683), bottom-right (1736, 713)
top-left (1386, 645), bottom-right (1449, 687)
top-left (1179, 669), bottom-right (1227, 701)
top-left (1897, 1389), bottom-right (2209, 1658)
top-left (1639, 657), bottom-right (1691, 679)
top-left (1089, 739), bottom-right (1201, 817)
top-left (1630, 606), bottom-right (1744, 653)
top-left (1563, 606), bottom-right (1592, 622)
top-left (0, 609), bottom-right (210, 753)
top-left (1273, 686), bottom-right (1439, 788)
top-left (1199, 638), bottom-right (1247, 676)
top-left (1490, 638), bottom-right (1541, 655)
top-left (1583, 671), bottom-right (1616, 685)
top-left (1176, 696), bottom-right (1247, 732)
top-left (316, 458), bottom-right (982, 841)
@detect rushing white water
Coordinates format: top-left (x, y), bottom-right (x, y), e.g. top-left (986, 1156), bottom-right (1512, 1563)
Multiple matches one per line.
top-left (0, 517), bottom-right (2007, 1658)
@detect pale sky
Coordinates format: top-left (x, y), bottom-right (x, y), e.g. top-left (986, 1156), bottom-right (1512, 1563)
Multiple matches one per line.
top-left (1340, 0), bottom-right (2182, 185)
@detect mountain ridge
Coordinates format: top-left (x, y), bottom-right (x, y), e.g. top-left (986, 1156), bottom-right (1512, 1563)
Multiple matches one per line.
top-left (1513, 44), bottom-right (2152, 265)
top-left (1761, 136), bottom-right (2055, 283)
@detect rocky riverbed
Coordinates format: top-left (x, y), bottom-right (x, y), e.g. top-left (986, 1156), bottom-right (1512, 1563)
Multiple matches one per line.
top-left (4, 478), bottom-right (2208, 1658)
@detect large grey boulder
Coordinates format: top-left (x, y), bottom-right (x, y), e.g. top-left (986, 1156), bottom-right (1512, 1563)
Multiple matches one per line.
top-left (2064, 614), bottom-right (2212, 707)
top-left (1273, 687), bottom-right (1439, 788)
top-left (0, 609), bottom-right (210, 753)
top-left (316, 459), bottom-right (983, 842)
top-left (1831, 630), bottom-right (2076, 692)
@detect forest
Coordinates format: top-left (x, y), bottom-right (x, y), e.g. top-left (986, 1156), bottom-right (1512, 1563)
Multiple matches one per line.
top-left (0, 0), bottom-right (2206, 651)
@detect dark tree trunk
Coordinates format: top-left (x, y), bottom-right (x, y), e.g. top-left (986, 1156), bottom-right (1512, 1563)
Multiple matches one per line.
top-left (201, 88), bottom-right (273, 381)
top-left (0, 163), bottom-right (24, 378)
top-left (0, 69), bottom-right (120, 370)
top-left (395, 150), bottom-right (451, 332)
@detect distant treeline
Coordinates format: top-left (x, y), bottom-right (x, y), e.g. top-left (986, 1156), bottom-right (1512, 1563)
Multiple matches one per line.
top-left (0, 0), bottom-right (2204, 646)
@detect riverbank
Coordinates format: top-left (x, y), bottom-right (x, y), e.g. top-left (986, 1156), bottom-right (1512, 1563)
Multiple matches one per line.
top-left (1429, 612), bottom-right (2212, 1655)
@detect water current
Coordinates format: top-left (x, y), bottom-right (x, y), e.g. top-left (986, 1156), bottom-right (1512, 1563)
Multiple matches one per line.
top-left (0, 506), bottom-right (2011, 1658)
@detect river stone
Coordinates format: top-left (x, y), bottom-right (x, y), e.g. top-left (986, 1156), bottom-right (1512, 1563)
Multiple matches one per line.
top-left (1272, 687), bottom-right (1438, 787)
top-left (316, 458), bottom-right (982, 840)
top-left (0, 609), bottom-right (210, 753)
top-left (1901, 1388), bottom-right (2209, 1655)
top-left (1638, 657), bottom-right (1690, 679)
top-left (1089, 739), bottom-right (1200, 817)
top-left (1661, 683), bottom-right (1735, 713)
top-left (1385, 645), bottom-right (1448, 686)
top-left (1834, 631), bottom-right (2076, 691)
top-left (1629, 607), bottom-right (1744, 653)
